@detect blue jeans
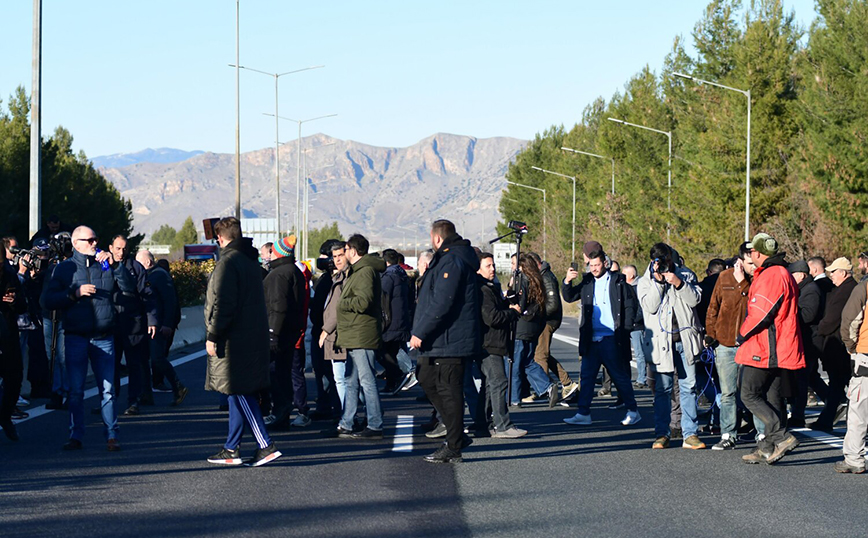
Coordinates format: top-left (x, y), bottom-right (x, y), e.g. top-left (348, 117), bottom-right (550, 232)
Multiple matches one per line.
top-left (630, 329), bottom-right (651, 385)
top-left (397, 346), bottom-right (413, 374)
top-left (66, 335), bottom-right (118, 441)
top-left (715, 345), bottom-right (738, 437)
top-left (654, 342), bottom-right (699, 438)
top-left (576, 336), bottom-right (638, 415)
top-left (508, 339), bottom-right (552, 404)
top-left (331, 360), bottom-right (347, 408)
top-left (464, 357), bottom-right (482, 424)
top-left (340, 349), bottom-right (383, 431)
top-left (44, 316), bottom-right (67, 395)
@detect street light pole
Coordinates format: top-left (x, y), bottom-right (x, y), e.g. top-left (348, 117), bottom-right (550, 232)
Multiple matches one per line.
top-left (506, 181), bottom-right (546, 260)
top-left (561, 147), bottom-right (615, 195)
top-left (231, 64), bottom-right (324, 235)
top-left (673, 72), bottom-right (751, 241)
top-left (608, 117), bottom-right (672, 241)
top-left (234, 0), bottom-right (240, 220)
top-left (532, 167), bottom-right (575, 262)
top-left (29, 0), bottom-right (42, 239)
top-left (396, 225), bottom-right (418, 258)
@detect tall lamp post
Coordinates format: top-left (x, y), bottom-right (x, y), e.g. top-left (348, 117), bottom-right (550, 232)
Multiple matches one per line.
top-left (505, 181), bottom-right (546, 260)
top-left (231, 64), bottom-right (324, 235)
top-left (608, 117), bottom-right (672, 241)
top-left (30, 0), bottom-right (42, 239)
top-left (673, 72), bottom-right (751, 241)
top-left (531, 166), bottom-right (575, 262)
top-left (561, 147), bottom-right (615, 195)
top-left (396, 225), bottom-right (419, 258)
top-left (234, 0), bottom-right (240, 219)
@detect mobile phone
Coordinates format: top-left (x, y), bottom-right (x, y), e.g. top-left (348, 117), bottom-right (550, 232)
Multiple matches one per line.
top-left (570, 262), bottom-right (579, 271)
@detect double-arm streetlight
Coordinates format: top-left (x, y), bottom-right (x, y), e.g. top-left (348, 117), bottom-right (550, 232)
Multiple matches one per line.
top-left (267, 113), bottom-right (337, 235)
top-left (673, 72), bottom-right (751, 241)
top-left (561, 147), bottom-right (615, 195)
top-left (608, 117), bottom-right (672, 241)
top-left (531, 166), bottom-right (575, 262)
top-left (231, 64), bottom-right (324, 235)
top-left (505, 181), bottom-right (546, 259)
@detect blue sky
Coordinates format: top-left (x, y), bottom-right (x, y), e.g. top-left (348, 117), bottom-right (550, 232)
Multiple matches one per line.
top-left (1, 1), bottom-right (818, 158)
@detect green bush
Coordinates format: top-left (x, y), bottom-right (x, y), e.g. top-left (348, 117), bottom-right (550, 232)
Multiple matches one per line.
top-left (170, 260), bottom-right (215, 307)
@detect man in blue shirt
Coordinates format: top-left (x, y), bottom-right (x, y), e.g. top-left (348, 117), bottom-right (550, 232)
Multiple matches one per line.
top-left (561, 243), bottom-right (640, 427)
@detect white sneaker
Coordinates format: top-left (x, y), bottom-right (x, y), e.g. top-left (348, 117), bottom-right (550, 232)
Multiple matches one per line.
top-left (291, 414), bottom-right (312, 427)
top-left (621, 410), bottom-right (641, 426)
top-left (17, 396), bottom-right (29, 406)
top-left (564, 412), bottom-right (591, 425)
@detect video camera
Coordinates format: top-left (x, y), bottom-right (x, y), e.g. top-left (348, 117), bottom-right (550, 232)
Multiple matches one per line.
top-left (11, 232), bottom-right (73, 273)
top-left (315, 239), bottom-right (344, 272)
top-left (507, 220), bottom-right (528, 233)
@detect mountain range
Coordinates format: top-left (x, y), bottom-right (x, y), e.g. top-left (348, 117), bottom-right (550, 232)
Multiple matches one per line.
top-left (96, 133), bottom-right (527, 245)
top-left (92, 148), bottom-right (205, 169)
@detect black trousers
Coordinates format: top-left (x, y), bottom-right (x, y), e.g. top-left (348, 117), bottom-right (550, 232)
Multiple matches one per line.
top-left (739, 365), bottom-right (786, 451)
top-left (114, 333), bottom-right (151, 406)
top-left (817, 337), bottom-right (850, 427)
top-left (0, 340), bottom-right (23, 423)
top-left (378, 340), bottom-right (405, 388)
top-left (418, 357), bottom-right (465, 451)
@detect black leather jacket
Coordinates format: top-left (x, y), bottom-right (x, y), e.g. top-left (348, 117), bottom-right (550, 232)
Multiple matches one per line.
top-left (540, 262), bottom-right (563, 330)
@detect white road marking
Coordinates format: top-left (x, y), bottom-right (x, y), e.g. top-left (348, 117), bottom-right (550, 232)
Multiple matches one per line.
top-left (13, 349), bottom-right (208, 424)
top-left (392, 415), bottom-right (415, 452)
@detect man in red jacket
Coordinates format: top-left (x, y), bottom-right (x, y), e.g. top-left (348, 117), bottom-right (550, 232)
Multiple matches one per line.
top-left (736, 233), bottom-right (805, 464)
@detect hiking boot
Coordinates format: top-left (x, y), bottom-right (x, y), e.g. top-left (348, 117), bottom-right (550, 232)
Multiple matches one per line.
top-left (682, 435), bottom-right (706, 450)
top-left (423, 444), bottom-right (462, 464)
top-left (712, 434), bottom-right (736, 451)
top-left (207, 446), bottom-right (242, 465)
top-left (652, 436), bottom-right (670, 449)
top-left (562, 382), bottom-right (579, 400)
top-left (766, 433), bottom-right (799, 464)
top-left (492, 427), bottom-right (528, 439)
top-left (833, 460), bottom-right (866, 474)
top-left (247, 443), bottom-right (282, 467)
top-left (426, 422), bottom-right (448, 438)
top-left (171, 385), bottom-right (189, 407)
top-left (742, 446), bottom-right (772, 464)
top-left (564, 412), bottom-right (591, 425)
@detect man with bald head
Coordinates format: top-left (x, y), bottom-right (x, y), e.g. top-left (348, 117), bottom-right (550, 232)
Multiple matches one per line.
top-left (44, 226), bottom-right (136, 451)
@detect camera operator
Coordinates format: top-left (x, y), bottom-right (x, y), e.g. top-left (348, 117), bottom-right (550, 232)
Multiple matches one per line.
top-left (40, 233), bottom-right (73, 410)
top-left (0, 251), bottom-right (27, 441)
top-left (637, 242), bottom-right (705, 450)
top-left (108, 235), bottom-right (156, 416)
top-left (43, 226), bottom-right (136, 451)
top-left (15, 239), bottom-right (53, 401)
top-left (29, 214), bottom-right (71, 246)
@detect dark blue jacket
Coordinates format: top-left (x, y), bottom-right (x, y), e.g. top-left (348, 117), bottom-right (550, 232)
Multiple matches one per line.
top-left (412, 234), bottom-right (481, 358)
top-left (561, 270), bottom-right (635, 362)
top-left (382, 263), bottom-right (412, 343)
top-left (146, 266), bottom-right (179, 329)
top-left (114, 257), bottom-right (155, 344)
top-left (43, 250), bottom-right (135, 337)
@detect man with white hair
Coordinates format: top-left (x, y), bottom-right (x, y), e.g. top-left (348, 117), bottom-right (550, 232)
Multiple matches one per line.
top-left (136, 250), bottom-right (187, 409)
top-left (44, 226), bottom-right (135, 451)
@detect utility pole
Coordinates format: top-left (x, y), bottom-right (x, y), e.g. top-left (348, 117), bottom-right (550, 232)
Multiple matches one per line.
top-left (234, 0), bottom-right (241, 220)
top-left (29, 0), bottom-right (42, 240)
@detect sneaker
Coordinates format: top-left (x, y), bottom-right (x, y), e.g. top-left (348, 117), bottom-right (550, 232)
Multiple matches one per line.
top-left (652, 436), bottom-right (670, 449)
top-left (0, 419), bottom-right (19, 441)
top-left (351, 427), bottom-right (384, 439)
top-left (152, 382), bottom-right (173, 393)
top-left (291, 414), bottom-right (312, 428)
top-left (742, 446), bottom-right (772, 464)
top-left (247, 443), bottom-right (282, 467)
top-left (682, 435), bottom-right (706, 450)
top-left (766, 433), bottom-right (799, 464)
top-left (521, 393), bottom-right (539, 404)
top-left (621, 410), bottom-right (641, 426)
top-left (547, 386), bottom-right (560, 408)
top-left (833, 460), bottom-right (866, 474)
top-left (62, 439), bottom-right (83, 451)
top-left (401, 373), bottom-right (419, 391)
top-left (426, 422), bottom-right (448, 438)
top-left (564, 412), bottom-right (591, 425)
top-left (207, 447), bottom-right (243, 465)
top-left (712, 434), bottom-right (736, 450)
top-left (11, 407), bottom-right (29, 420)
top-left (17, 396), bottom-right (29, 406)
top-left (807, 391), bottom-right (820, 407)
top-left (608, 400), bottom-right (626, 410)
top-left (171, 385), bottom-right (189, 407)
top-left (597, 389), bottom-right (613, 398)
top-left (107, 438), bottom-right (121, 452)
top-left (492, 426), bottom-right (528, 439)
top-left (632, 382), bottom-right (648, 389)
top-left (423, 444), bottom-right (462, 464)
top-left (561, 382), bottom-right (579, 400)
top-left (123, 404), bottom-right (140, 416)
top-left (392, 372), bottom-right (415, 394)
top-left (337, 426), bottom-right (355, 438)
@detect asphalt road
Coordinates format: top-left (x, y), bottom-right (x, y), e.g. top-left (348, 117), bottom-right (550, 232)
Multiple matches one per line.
top-left (1, 317), bottom-right (863, 538)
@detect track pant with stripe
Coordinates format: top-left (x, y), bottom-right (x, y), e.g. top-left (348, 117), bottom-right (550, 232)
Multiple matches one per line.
top-left (225, 394), bottom-right (271, 450)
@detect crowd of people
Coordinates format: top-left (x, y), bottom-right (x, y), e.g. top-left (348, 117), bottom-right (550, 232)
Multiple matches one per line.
top-left (2, 215), bottom-right (867, 473)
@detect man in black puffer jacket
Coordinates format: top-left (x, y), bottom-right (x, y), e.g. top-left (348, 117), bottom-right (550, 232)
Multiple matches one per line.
top-left (380, 249), bottom-right (413, 393)
top-left (44, 226), bottom-right (136, 451)
top-left (411, 220), bottom-right (481, 463)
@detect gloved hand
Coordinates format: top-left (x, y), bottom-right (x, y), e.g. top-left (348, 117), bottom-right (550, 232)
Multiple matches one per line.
top-left (703, 335), bottom-right (719, 349)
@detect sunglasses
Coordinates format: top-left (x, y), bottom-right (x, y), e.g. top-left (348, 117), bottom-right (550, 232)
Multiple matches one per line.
top-left (75, 237), bottom-right (98, 244)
